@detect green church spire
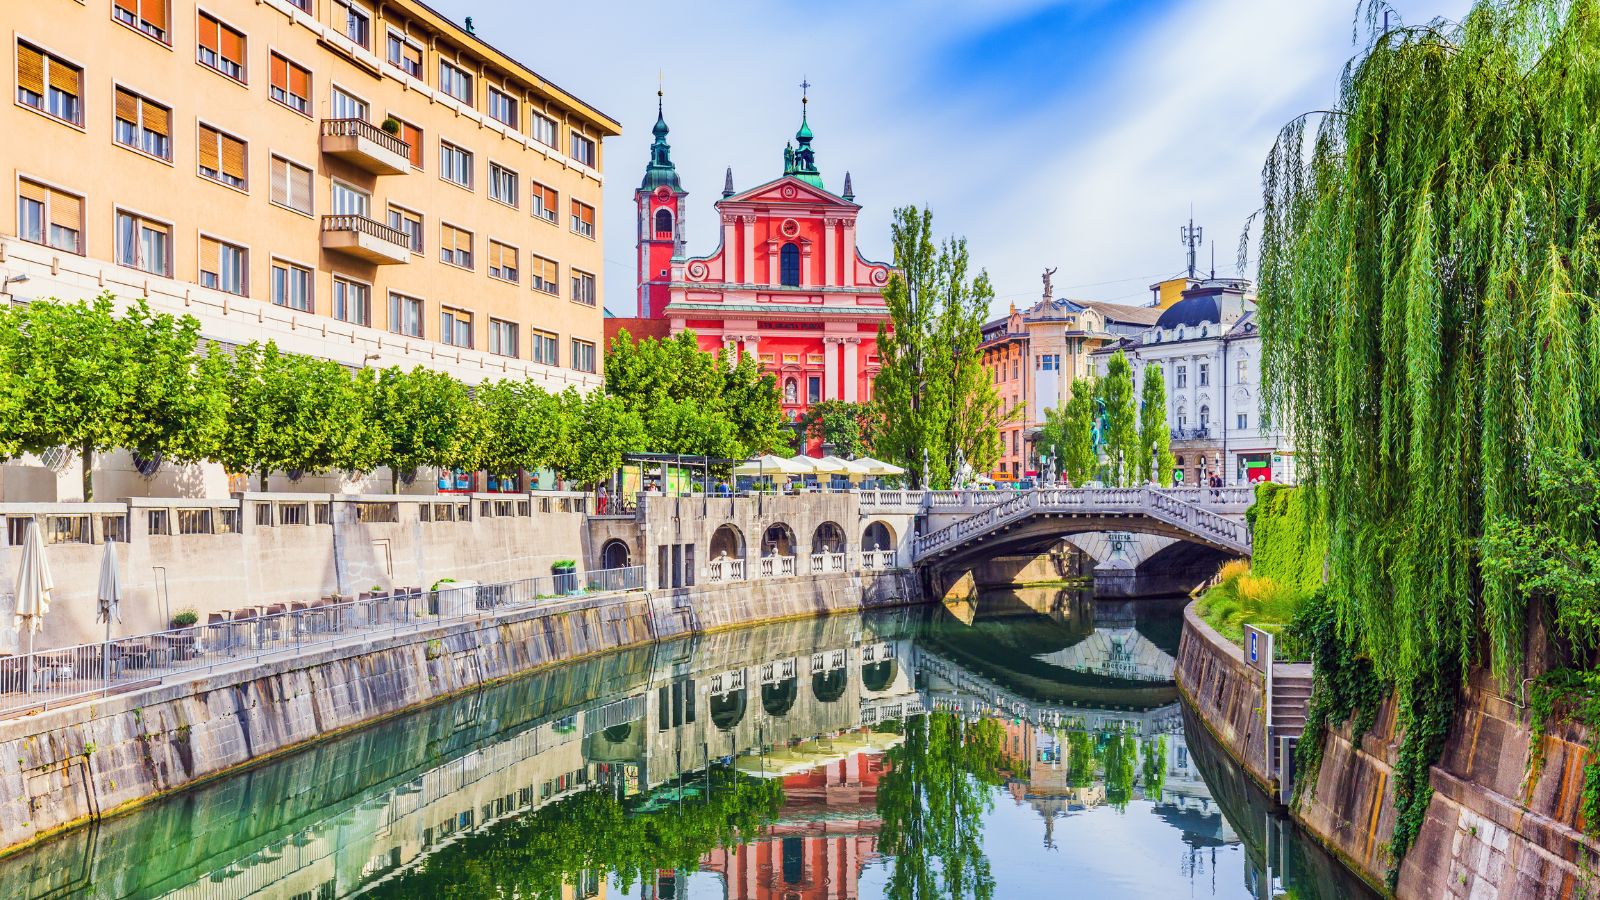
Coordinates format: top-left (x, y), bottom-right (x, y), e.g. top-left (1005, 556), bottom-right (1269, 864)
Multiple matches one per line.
top-left (783, 79), bottom-right (824, 189)
top-left (639, 88), bottom-right (682, 191)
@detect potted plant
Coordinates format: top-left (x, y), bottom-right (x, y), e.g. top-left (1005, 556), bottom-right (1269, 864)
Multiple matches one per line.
top-left (169, 608), bottom-right (199, 660)
top-left (551, 559), bottom-right (578, 595)
top-left (381, 116), bottom-right (401, 135)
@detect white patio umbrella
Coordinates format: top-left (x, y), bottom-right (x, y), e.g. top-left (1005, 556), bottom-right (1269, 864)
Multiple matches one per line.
top-left (731, 454), bottom-right (809, 478)
top-left (97, 539), bottom-right (123, 635)
top-left (13, 519), bottom-right (54, 682)
top-left (809, 456), bottom-right (859, 476)
top-left (853, 456), bottom-right (906, 477)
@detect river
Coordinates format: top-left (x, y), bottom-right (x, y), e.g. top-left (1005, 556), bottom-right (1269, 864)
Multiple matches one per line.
top-left (0, 585), bottom-right (1374, 899)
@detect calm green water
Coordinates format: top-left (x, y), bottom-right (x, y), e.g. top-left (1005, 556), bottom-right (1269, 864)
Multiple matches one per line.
top-left (0, 587), bottom-right (1376, 899)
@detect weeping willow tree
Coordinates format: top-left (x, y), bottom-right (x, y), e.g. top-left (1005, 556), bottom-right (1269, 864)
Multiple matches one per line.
top-left (1254, 0), bottom-right (1600, 880)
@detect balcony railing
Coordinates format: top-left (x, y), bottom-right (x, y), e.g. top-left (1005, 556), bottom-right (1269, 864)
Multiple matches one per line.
top-left (1170, 426), bottom-right (1213, 441)
top-left (320, 214), bottom-right (411, 264)
top-left (320, 117), bottom-right (411, 175)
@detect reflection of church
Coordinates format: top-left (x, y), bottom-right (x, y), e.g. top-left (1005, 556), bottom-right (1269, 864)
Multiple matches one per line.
top-left (698, 753), bottom-right (888, 900)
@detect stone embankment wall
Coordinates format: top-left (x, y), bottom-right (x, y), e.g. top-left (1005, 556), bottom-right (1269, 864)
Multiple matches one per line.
top-left (0, 568), bottom-right (920, 858)
top-left (1176, 600), bottom-right (1600, 898)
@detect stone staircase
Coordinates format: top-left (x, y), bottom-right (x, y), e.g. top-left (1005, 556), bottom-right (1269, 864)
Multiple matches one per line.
top-left (1269, 663), bottom-right (1314, 782)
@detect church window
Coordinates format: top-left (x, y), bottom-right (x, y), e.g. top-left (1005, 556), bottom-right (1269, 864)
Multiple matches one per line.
top-left (807, 376), bottom-right (821, 403)
top-left (654, 208), bottom-right (672, 237)
top-left (779, 242), bottom-right (800, 286)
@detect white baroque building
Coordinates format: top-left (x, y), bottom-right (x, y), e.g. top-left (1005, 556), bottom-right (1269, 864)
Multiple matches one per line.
top-left (1090, 278), bottom-right (1295, 486)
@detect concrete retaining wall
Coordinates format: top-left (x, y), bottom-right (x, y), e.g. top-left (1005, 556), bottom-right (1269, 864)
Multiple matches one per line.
top-left (1176, 601), bottom-right (1600, 898)
top-left (0, 568), bottom-right (922, 858)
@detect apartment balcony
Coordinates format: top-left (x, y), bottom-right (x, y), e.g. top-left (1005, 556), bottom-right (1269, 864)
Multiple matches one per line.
top-left (319, 118), bottom-right (410, 175)
top-left (320, 215), bottom-right (410, 265)
top-left (1171, 426), bottom-right (1213, 442)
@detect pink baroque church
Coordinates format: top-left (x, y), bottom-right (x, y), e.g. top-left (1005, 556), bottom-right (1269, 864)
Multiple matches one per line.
top-left (611, 88), bottom-right (894, 445)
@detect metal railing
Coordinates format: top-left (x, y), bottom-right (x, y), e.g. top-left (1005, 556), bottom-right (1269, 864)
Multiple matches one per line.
top-left (321, 116), bottom-right (411, 159)
top-left (0, 564), bottom-right (644, 717)
top-left (321, 213), bottom-right (410, 248)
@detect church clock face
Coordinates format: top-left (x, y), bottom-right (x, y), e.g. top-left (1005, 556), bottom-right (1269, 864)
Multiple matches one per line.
top-left (780, 218), bottom-right (801, 238)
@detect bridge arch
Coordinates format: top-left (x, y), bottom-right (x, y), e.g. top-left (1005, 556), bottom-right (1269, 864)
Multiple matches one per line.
top-left (710, 523), bottom-right (745, 561)
top-left (861, 520), bottom-right (895, 553)
top-left (812, 521), bottom-right (846, 555)
top-left (600, 539), bottom-right (631, 570)
top-left (861, 658), bottom-right (898, 693)
top-left (761, 522), bottom-right (797, 557)
top-left (812, 668), bottom-right (848, 703)
top-left (762, 677), bottom-right (798, 716)
top-left (710, 688), bottom-right (747, 731)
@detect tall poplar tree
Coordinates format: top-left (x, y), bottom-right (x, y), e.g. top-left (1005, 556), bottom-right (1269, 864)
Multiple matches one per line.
top-left (1038, 377), bottom-right (1098, 485)
top-left (1096, 351), bottom-right (1141, 486)
top-left (875, 206), bottom-right (1005, 487)
top-left (1138, 364), bottom-right (1175, 485)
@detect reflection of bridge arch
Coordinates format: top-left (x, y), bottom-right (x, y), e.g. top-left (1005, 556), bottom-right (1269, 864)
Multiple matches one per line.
top-left (710, 689), bottom-right (747, 730)
top-left (812, 668), bottom-right (848, 703)
top-left (861, 659), bottom-right (898, 693)
top-left (762, 677), bottom-right (798, 717)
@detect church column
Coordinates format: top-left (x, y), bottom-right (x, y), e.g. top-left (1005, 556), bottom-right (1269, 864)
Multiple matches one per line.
top-left (843, 336), bottom-right (860, 402)
top-left (721, 214), bottom-right (737, 279)
top-left (843, 218), bottom-right (857, 285)
top-left (823, 336), bottom-right (841, 400)
top-left (799, 243), bottom-right (812, 288)
top-left (742, 334), bottom-right (760, 367)
top-left (741, 216), bottom-right (756, 284)
top-left (822, 218), bottom-right (838, 287)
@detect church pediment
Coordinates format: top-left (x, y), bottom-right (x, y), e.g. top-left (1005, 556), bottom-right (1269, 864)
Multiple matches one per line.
top-left (722, 175), bottom-right (858, 209)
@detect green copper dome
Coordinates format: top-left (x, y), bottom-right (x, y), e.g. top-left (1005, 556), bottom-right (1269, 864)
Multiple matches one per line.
top-left (639, 92), bottom-right (682, 192)
top-left (783, 96), bottom-right (823, 189)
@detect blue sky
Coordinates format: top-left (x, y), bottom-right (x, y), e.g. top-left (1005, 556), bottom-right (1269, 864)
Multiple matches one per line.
top-left (431, 0), bottom-right (1469, 316)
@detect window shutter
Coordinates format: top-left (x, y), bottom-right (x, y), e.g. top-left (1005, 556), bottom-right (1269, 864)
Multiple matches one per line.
top-left (200, 236), bottom-right (220, 275)
top-left (114, 0), bottom-right (138, 14)
top-left (289, 63), bottom-right (309, 98)
top-left (270, 54), bottom-right (287, 91)
top-left (198, 125), bottom-right (220, 170)
top-left (48, 189), bottom-right (81, 233)
top-left (16, 45), bottom-right (45, 95)
top-left (18, 181), bottom-right (47, 205)
top-left (145, 101), bottom-right (169, 137)
top-left (401, 122), bottom-right (422, 167)
top-left (220, 25), bottom-right (244, 68)
top-left (221, 134), bottom-right (246, 181)
top-left (48, 59), bottom-right (80, 97)
top-left (115, 87), bottom-right (138, 123)
top-left (198, 14), bottom-right (219, 53)
top-left (291, 163), bottom-right (312, 211)
top-left (270, 158), bottom-right (288, 205)
top-left (441, 225), bottom-right (456, 257)
top-left (144, 0), bottom-right (169, 29)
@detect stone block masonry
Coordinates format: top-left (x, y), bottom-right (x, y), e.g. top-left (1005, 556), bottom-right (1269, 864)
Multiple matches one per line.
top-left (0, 567), bottom-right (921, 858)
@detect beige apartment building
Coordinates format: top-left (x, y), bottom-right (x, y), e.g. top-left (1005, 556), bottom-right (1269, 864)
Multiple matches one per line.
top-left (3, 0), bottom-right (617, 379)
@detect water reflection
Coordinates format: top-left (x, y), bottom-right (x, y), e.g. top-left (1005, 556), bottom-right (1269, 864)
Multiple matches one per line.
top-left (0, 587), bottom-right (1376, 899)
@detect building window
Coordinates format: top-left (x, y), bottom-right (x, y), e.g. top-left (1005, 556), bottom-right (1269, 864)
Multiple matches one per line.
top-left (269, 155), bottom-right (313, 214)
top-left (113, 0), bottom-right (169, 42)
top-left (531, 329), bottom-right (558, 365)
top-left (17, 42), bottom-right (83, 126)
top-left (271, 259), bottom-right (312, 311)
top-left (570, 269), bottom-right (596, 306)
top-left (489, 163), bottom-right (518, 207)
top-left (1199, 362), bottom-right (1210, 387)
top-left (114, 87), bottom-right (171, 159)
top-left (440, 307), bottom-right (473, 348)
top-left (199, 236), bottom-right (247, 295)
top-left (807, 376), bottom-right (821, 403)
top-left (654, 208), bottom-right (672, 236)
top-left (332, 276), bottom-right (371, 326)
top-left (489, 318), bottom-right (518, 357)
top-left (17, 180), bottom-right (83, 254)
top-left (440, 141), bottom-right (472, 188)
top-left (570, 200), bottom-right (595, 238)
top-left (392, 116), bottom-right (423, 169)
top-left (1236, 359), bottom-right (1248, 383)
top-left (439, 59), bottom-right (472, 104)
top-left (569, 132), bottom-right (596, 167)
top-left (330, 86), bottom-right (368, 122)
top-left (330, 181), bottom-right (369, 217)
top-left (197, 13), bottom-right (247, 83)
top-left (115, 210), bottom-right (171, 276)
top-left (530, 112), bottom-right (557, 147)
top-left (268, 53), bottom-right (311, 114)
top-left (439, 223), bottom-right (473, 269)
top-left (1199, 405), bottom-right (1211, 430)
top-left (385, 30), bottom-right (423, 78)
top-left (1175, 365), bottom-right (1187, 389)
top-left (388, 292), bottom-right (423, 338)
top-left (387, 205), bottom-right (423, 252)
top-left (530, 255), bottom-right (558, 295)
top-left (488, 240), bottom-right (518, 283)
top-left (334, 0), bottom-right (371, 49)
top-left (198, 124), bottom-right (248, 189)
top-left (487, 86), bottom-right (518, 129)
top-left (1237, 413), bottom-right (1248, 430)
top-left (779, 242), bottom-right (800, 286)
top-left (531, 181), bottom-right (557, 224)
top-left (571, 339), bottom-right (596, 374)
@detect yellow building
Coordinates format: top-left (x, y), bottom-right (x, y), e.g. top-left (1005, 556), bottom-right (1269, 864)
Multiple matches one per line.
top-left (2, 0), bottom-right (618, 388)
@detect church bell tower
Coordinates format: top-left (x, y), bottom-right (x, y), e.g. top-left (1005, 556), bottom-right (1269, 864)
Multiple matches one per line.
top-left (636, 90), bottom-right (686, 318)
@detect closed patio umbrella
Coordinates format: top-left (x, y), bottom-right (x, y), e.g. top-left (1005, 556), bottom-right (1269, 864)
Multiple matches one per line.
top-left (13, 519), bottom-right (54, 687)
top-left (97, 540), bottom-right (123, 634)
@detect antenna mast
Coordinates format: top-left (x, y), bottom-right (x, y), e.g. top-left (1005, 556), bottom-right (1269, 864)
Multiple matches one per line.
top-left (1180, 208), bottom-right (1203, 279)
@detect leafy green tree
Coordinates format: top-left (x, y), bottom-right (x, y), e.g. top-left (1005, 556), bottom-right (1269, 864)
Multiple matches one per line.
top-left (9, 295), bottom-right (226, 499)
top-left (216, 342), bottom-right (374, 490)
top-left (0, 304), bottom-right (26, 460)
top-left (556, 389), bottom-right (645, 488)
top-left (1138, 363), bottom-right (1175, 485)
top-left (468, 379), bottom-right (567, 482)
top-left (1096, 351), bottom-right (1141, 486)
top-left (1038, 377), bottom-right (1098, 486)
top-left (797, 400), bottom-right (881, 457)
top-left (605, 329), bottom-right (787, 458)
top-left (372, 367), bottom-right (475, 491)
top-left (874, 207), bottom-right (1006, 487)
